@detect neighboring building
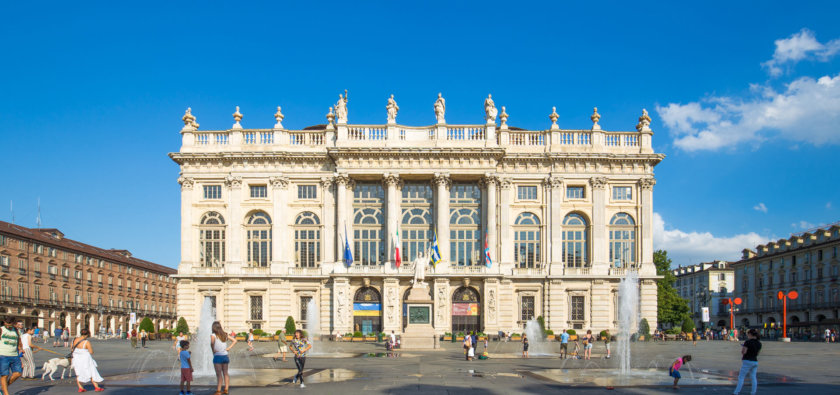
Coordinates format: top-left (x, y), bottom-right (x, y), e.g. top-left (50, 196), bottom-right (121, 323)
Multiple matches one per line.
top-left (672, 261), bottom-right (734, 329)
top-left (734, 223), bottom-right (840, 337)
top-left (171, 96), bottom-right (663, 336)
top-left (0, 221), bottom-right (177, 335)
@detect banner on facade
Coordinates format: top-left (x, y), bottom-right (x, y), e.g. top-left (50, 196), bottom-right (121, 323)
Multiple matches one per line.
top-left (701, 307), bottom-right (710, 323)
top-left (129, 312), bottom-right (136, 326)
top-left (452, 303), bottom-right (479, 316)
top-left (353, 303), bottom-right (381, 316)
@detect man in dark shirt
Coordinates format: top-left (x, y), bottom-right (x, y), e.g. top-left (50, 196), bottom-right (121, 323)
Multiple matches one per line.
top-left (733, 329), bottom-right (761, 395)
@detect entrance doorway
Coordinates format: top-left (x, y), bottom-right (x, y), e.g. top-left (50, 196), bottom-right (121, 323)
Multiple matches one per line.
top-left (353, 287), bottom-right (381, 335)
top-left (451, 287), bottom-right (481, 334)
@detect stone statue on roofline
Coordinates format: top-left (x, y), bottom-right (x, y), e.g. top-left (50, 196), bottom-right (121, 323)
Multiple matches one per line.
top-left (484, 94), bottom-right (498, 123)
top-left (386, 94), bottom-right (399, 124)
top-left (182, 107), bottom-right (199, 130)
top-left (434, 93), bottom-right (446, 124)
top-left (636, 108), bottom-right (652, 132)
top-left (335, 89), bottom-right (348, 124)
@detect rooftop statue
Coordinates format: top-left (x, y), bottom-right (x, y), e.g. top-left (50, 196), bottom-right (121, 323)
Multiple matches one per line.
top-left (591, 107), bottom-right (601, 130)
top-left (636, 108), bottom-right (652, 132)
top-left (182, 107), bottom-right (199, 130)
top-left (232, 106), bottom-right (243, 129)
top-left (274, 106), bottom-right (284, 129)
top-left (484, 94), bottom-right (498, 123)
top-left (434, 93), bottom-right (446, 124)
top-left (386, 94), bottom-right (399, 124)
top-left (335, 90), bottom-right (348, 124)
top-left (549, 106), bottom-right (559, 130)
top-left (499, 106), bottom-right (509, 129)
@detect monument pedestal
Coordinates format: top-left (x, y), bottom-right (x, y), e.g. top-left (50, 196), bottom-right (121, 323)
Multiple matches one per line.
top-left (401, 284), bottom-right (436, 350)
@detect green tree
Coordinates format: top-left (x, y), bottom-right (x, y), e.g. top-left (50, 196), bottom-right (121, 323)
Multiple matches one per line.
top-left (175, 317), bottom-right (189, 335)
top-left (654, 250), bottom-right (691, 327)
top-left (536, 316), bottom-right (547, 338)
top-left (681, 317), bottom-right (696, 332)
top-left (138, 317), bottom-right (155, 333)
top-left (639, 318), bottom-right (651, 340)
top-left (284, 316), bottom-right (296, 334)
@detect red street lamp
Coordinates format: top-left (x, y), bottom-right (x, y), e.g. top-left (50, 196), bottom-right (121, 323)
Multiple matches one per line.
top-left (778, 290), bottom-right (799, 341)
top-left (722, 297), bottom-right (742, 331)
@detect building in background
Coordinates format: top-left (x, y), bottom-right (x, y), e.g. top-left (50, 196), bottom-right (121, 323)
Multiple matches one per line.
top-left (172, 95), bottom-right (663, 336)
top-left (672, 261), bottom-right (734, 330)
top-left (0, 221), bottom-right (177, 335)
top-left (734, 223), bottom-right (840, 338)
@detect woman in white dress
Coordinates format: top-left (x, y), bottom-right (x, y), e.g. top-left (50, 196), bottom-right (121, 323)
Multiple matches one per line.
top-left (72, 328), bottom-right (104, 392)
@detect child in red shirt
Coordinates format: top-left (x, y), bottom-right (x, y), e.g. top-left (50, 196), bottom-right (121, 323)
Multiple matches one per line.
top-left (669, 355), bottom-right (691, 389)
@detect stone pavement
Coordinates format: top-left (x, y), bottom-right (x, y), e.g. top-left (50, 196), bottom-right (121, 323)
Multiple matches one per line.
top-left (8, 337), bottom-right (840, 394)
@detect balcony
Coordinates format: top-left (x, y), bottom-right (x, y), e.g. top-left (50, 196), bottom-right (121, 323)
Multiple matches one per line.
top-left (287, 266), bottom-right (322, 276)
top-left (241, 266), bottom-right (271, 275)
top-left (86, 280), bottom-right (92, 287)
top-left (512, 266), bottom-right (545, 276)
top-left (33, 271), bottom-right (41, 278)
top-left (564, 267), bottom-right (591, 276)
top-left (191, 266), bottom-right (223, 275)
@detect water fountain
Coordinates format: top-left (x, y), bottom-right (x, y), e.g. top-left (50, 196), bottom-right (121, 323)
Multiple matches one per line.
top-left (192, 296), bottom-right (215, 376)
top-left (523, 320), bottom-right (553, 356)
top-left (617, 269), bottom-right (639, 376)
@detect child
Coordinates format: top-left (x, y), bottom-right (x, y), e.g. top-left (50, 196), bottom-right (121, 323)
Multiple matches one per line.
top-left (669, 355), bottom-right (691, 389)
top-left (179, 340), bottom-right (194, 395)
top-left (522, 334), bottom-right (529, 358)
top-left (247, 329), bottom-right (255, 352)
top-left (573, 338), bottom-right (581, 359)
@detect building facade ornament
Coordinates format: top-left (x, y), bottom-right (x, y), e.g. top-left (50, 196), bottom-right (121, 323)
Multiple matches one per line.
top-left (499, 106), bottom-right (509, 129)
top-left (181, 107), bottom-right (199, 131)
top-left (382, 173), bottom-right (403, 189)
top-left (177, 176), bottom-right (195, 190)
top-left (436, 283), bottom-right (448, 324)
top-left (488, 288), bottom-right (497, 322)
top-left (591, 107), bottom-right (601, 131)
top-left (549, 106), bottom-right (559, 131)
top-left (484, 94), bottom-right (498, 124)
top-left (320, 176), bottom-right (334, 189)
top-left (638, 177), bottom-right (656, 190)
top-left (479, 173), bottom-right (498, 188)
top-left (386, 94), bottom-right (399, 124)
top-left (335, 174), bottom-right (355, 190)
top-left (232, 106), bottom-right (243, 129)
top-left (269, 176), bottom-right (290, 189)
top-left (434, 93), bottom-right (446, 124)
top-left (325, 106), bottom-right (336, 130)
top-left (589, 176), bottom-right (608, 189)
top-left (545, 176), bottom-right (564, 189)
top-left (335, 90), bottom-right (348, 124)
top-left (636, 108), bottom-right (652, 132)
top-left (225, 175), bottom-right (243, 188)
top-left (499, 177), bottom-right (513, 190)
top-left (432, 172), bottom-right (452, 190)
top-left (274, 106), bottom-right (284, 129)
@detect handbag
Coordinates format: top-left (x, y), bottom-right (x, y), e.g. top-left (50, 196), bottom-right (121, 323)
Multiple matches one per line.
top-left (65, 338), bottom-right (80, 360)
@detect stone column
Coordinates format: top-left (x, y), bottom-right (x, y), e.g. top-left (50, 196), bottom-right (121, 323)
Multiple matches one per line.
top-left (226, 176), bottom-right (243, 269)
top-left (547, 176), bottom-right (564, 275)
top-left (639, 178), bottom-right (656, 276)
top-left (499, 178), bottom-right (514, 265)
top-left (270, 176), bottom-right (290, 267)
top-left (481, 174), bottom-right (498, 267)
top-left (383, 173), bottom-right (402, 268)
top-left (321, 177), bottom-right (336, 265)
top-left (335, 174), bottom-right (351, 262)
top-left (177, 177), bottom-right (195, 270)
top-left (589, 177), bottom-right (608, 274)
top-left (433, 173), bottom-right (451, 265)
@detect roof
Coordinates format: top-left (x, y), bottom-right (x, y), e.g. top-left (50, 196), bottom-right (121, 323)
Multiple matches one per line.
top-left (0, 220), bottom-right (176, 275)
top-left (671, 260), bottom-right (733, 276)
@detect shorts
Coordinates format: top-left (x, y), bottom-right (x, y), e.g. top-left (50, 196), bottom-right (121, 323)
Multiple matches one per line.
top-left (278, 345), bottom-right (289, 353)
top-left (670, 369), bottom-right (681, 379)
top-left (212, 355), bottom-right (230, 364)
top-left (605, 343), bottom-right (611, 351)
top-left (585, 343), bottom-right (593, 350)
top-left (523, 344), bottom-right (529, 351)
top-left (560, 343), bottom-right (568, 351)
top-left (180, 368), bottom-right (193, 382)
top-left (0, 355), bottom-right (22, 377)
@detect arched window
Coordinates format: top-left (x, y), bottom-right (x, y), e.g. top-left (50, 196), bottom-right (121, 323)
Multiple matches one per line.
top-left (609, 213), bottom-right (636, 268)
top-left (246, 211), bottom-right (272, 267)
top-left (353, 287), bottom-right (381, 334)
top-left (452, 287), bottom-right (481, 333)
top-left (294, 212), bottom-right (321, 267)
top-left (401, 183), bottom-right (434, 262)
top-left (354, 183), bottom-right (385, 266)
top-left (450, 183), bottom-right (482, 266)
top-left (514, 212), bottom-right (541, 268)
top-left (563, 213), bottom-right (588, 268)
top-left (199, 211), bottom-right (225, 267)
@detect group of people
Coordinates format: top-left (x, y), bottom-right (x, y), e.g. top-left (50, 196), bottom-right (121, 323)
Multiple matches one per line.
top-left (667, 328), bottom-right (762, 394)
top-left (0, 316), bottom-right (104, 394)
top-left (555, 329), bottom-right (610, 360)
top-left (462, 331), bottom-right (489, 360)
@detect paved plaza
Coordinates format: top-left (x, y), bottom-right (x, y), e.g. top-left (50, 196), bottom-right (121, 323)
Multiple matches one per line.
top-left (7, 337), bottom-right (840, 394)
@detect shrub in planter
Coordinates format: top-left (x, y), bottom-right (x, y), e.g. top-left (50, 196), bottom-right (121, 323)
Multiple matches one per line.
top-left (353, 331), bottom-right (363, 338)
top-left (638, 318), bottom-right (651, 341)
top-left (175, 317), bottom-right (190, 336)
top-left (138, 318), bottom-right (154, 333)
top-left (253, 329), bottom-right (267, 337)
top-left (566, 329), bottom-right (577, 336)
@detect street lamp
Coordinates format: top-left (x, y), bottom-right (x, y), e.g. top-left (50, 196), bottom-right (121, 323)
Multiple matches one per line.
top-left (778, 290), bottom-right (799, 342)
top-left (722, 297), bottom-right (742, 331)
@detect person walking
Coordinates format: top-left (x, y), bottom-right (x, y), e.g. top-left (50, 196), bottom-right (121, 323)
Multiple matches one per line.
top-left (274, 329), bottom-right (288, 362)
top-left (559, 329), bottom-right (569, 359)
top-left (692, 328), bottom-right (698, 346)
top-left (0, 316), bottom-right (23, 395)
top-left (20, 326), bottom-right (42, 379)
top-left (62, 327), bottom-right (70, 348)
top-left (130, 329), bottom-right (137, 349)
top-left (54, 327), bottom-right (63, 347)
top-left (140, 329), bottom-right (147, 348)
top-left (463, 334), bottom-right (472, 361)
top-left (604, 329), bottom-right (611, 359)
top-left (733, 329), bottom-right (762, 395)
top-left (179, 340), bottom-right (193, 395)
top-left (289, 329), bottom-right (311, 388)
top-left (522, 334), bottom-right (529, 358)
top-left (388, 331), bottom-right (396, 351)
top-left (247, 329), bottom-right (255, 352)
top-left (211, 321), bottom-right (236, 395)
top-left (72, 328), bottom-right (105, 392)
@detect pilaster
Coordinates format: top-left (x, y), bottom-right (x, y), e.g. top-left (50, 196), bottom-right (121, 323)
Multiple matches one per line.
top-left (226, 176), bottom-right (243, 269)
top-left (639, 178), bottom-right (656, 276)
top-left (483, 278), bottom-right (500, 333)
top-left (321, 177), bottom-right (336, 264)
top-left (384, 173), bottom-right (402, 267)
top-left (480, 173), bottom-right (498, 264)
top-left (178, 176), bottom-right (195, 271)
top-left (270, 176), bottom-right (290, 267)
top-left (433, 173), bottom-right (451, 265)
top-left (433, 278), bottom-right (450, 333)
top-left (499, 178), bottom-right (514, 265)
top-left (589, 176), bottom-right (608, 274)
top-left (332, 278), bottom-right (352, 335)
top-left (547, 176), bottom-right (564, 275)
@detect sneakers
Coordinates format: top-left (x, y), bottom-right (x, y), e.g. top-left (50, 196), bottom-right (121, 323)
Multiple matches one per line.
top-left (186, 392), bottom-right (194, 395)
top-left (180, 392), bottom-right (185, 395)
top-left (300, 383), bottom-right (306, 388)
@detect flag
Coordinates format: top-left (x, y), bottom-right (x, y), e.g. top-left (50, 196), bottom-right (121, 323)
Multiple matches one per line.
top-left (484, 231), bottom-right (493, 268)
top-left (343, 225), bottom-right (353, 267)
top-left (394, 228), bottom-right (402, 268)
top-left (430, 230), bottom-right (442, 267)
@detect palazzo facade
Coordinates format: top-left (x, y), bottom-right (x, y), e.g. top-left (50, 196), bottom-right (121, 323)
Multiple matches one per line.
top-left (171, 95), bottom-right (663, 336)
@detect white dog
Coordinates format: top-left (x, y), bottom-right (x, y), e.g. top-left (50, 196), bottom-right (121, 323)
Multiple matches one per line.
top-left (41, 357), bottom-right (74, 380)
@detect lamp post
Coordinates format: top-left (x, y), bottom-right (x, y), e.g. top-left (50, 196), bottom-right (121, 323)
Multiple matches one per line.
top-left (722, 297), bottom-right (742, 331)
top-left (778, 290), bottom-right (799, 342)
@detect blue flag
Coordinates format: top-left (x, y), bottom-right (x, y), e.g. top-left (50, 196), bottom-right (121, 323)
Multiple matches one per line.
top-left (430, 230), bottom-right (442, 267)
top-left (344, 225), bottom-right (354, 267)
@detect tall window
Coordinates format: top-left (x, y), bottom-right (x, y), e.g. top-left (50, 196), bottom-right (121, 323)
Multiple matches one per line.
top-left (250, 295), bottom-right (263, 320)
top-left (294, 212), bottom-right (321, 267)
top-left (514, 212), bottom-right (541, 268)
top-left (563, 213), bottom-right (589, 267)
top-left (521, 295), bottom-right (535, 321)
top-left (612, 186), bottom-right (632, 200)
top-left (354, 183), bottom-right (385, 265)
top-left (571, 295), bottom-right (585, 322)
top-left (401, 183), bottom-right (433, 262)
top-left (609, 213), bottom-right (636, 268)
top-left (450, 183), bottom-right (482, 266)
top-left (297, 185), bottom-right (317, 199)
top-left (246, 211), bottom-right (272, 267)
top-left (517, 186), bottom-right (537, 200)
top-left (203, 185), bottom-right (222, 199)
top-left (566, 186), bottom-right (585, 199)
top-left (249, 185), bottom-right (267, 198)
top-left (199, 211), bottom-right (226, 267)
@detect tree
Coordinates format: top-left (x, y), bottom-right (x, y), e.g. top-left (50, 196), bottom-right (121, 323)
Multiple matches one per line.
top-left (175, 317), bottom-right (189, 335)
top-left (536, 316), bottom-right (547, 338)
top-left (654, 250), bottom-right (691, 327)
top-left (284, 316), bottom-right (296, 334)
top-left (639, 318), bottom-right (651, 340)
top-left (138, 317), bottom-right (154, 333)
top-left (681, 317), bottom-right (696, 333)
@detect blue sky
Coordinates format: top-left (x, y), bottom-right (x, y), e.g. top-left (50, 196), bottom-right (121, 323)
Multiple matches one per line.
top-left (1, 1), bottom-right (838, 268)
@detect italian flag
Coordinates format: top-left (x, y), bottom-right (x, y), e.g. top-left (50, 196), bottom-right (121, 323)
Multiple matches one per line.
top-left (394, 229), bottom-right (402, 268)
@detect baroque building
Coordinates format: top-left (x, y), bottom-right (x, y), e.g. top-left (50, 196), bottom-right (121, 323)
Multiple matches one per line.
top-left (734, 223), bottom-right (840, 337)
top-left (171, 95), bottom-right (663, 336)
top-left (672, 261), bottom-right (735, 330)
top-left (0, 221), bottom-right (177, 335)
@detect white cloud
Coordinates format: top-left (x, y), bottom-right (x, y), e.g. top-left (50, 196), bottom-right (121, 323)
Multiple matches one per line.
top-left (762, 29), bottom-right (840, 76)
top-left (791, 220), bottom-right (815, 229)
top-left (653, 213), bottom-right (767, 264)
top-left (657, 74), bottom-right (840, 151)
top-left (753, 203), bottom-right (768, 213)
top-left (827, 202), bottom-right (833, 209)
